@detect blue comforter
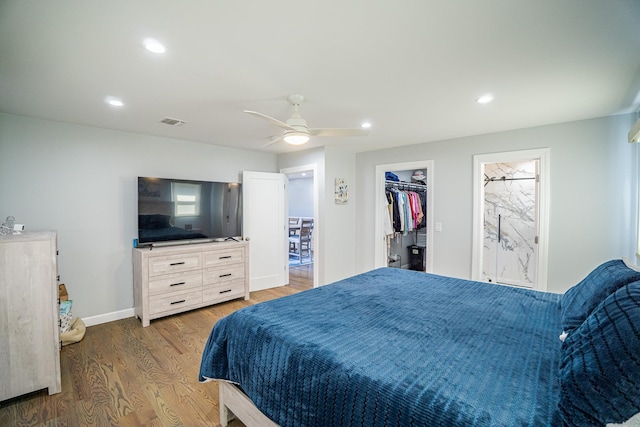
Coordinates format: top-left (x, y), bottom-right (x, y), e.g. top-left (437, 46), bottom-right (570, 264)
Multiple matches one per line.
top-left (199, 267), bottom-right (563, 426)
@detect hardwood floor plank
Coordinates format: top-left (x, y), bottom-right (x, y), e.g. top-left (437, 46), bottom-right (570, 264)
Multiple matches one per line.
top-left (0, 276), bottom-right (311, 426)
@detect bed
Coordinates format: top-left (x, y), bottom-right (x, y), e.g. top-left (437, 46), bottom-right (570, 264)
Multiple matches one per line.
top-left (199, 260), bottom-right (640, 426)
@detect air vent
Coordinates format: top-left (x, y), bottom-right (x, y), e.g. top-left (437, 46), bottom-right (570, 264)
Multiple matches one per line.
top-left (160, 117), bottom-right (186, 126)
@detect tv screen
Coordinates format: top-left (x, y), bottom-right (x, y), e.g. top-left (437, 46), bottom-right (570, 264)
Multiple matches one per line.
top-left (137, 176), bottom-right (242, 246)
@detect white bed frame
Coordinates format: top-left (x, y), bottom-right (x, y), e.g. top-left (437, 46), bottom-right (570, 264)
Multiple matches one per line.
top-left (219, 381), bottom-right (279, 427)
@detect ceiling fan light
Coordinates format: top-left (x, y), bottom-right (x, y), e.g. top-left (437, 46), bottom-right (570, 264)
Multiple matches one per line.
top-left (143, 39), bottom-right (166, 54)
top-left (283, 132), bottom-right (310, 145)
top-left (476, 94), bottom-right (494, 104)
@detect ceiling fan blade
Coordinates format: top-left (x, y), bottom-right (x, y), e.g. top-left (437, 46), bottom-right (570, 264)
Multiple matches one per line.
top-left (260, 135), bottom-right (282, 149)
top-left (309, 128), bottom-right (370, 137)
top-left (244, 110), bottom-right (295, 131)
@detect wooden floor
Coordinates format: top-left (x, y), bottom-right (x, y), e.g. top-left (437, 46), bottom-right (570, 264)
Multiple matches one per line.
top-left (0, 266), bottom-right (313, 427)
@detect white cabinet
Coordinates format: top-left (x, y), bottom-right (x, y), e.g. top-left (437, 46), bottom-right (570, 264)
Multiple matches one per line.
top-left (133, 241), bottom-right (249, 327)
top-left (0, 231), bottom-right (61, 400)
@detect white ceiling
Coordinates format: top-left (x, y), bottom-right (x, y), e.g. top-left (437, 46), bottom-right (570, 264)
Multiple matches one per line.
top-left (1, 1), bottom-right (639, 154)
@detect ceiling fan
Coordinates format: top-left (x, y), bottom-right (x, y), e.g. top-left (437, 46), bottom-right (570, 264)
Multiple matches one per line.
top-left (244, 94), bottom-right (369, 147)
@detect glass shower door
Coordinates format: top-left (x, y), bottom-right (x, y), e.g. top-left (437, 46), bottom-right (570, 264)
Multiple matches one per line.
top-left (482, 160), bottom-right (538, 288)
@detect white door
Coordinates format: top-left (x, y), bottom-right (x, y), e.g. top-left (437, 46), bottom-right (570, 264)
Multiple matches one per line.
top-left (243, 171), bottom-right (287, 291)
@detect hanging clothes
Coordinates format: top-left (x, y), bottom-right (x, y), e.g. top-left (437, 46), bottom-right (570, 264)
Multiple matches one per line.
top-left (385, 184), bottom-right (426, 234)
top-left (383, 190), bottom-right (394, 237)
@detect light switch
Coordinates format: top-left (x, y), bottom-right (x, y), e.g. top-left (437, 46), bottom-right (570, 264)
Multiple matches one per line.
top-left (435, 222), bottom-right (442, 232)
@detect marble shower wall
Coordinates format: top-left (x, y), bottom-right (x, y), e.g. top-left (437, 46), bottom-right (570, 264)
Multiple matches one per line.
top-left (482, 160), bottom-right (537, 287)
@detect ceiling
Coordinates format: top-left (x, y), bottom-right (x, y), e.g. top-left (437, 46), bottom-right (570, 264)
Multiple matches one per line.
top-left (1, 1), bottom-right (640, 154)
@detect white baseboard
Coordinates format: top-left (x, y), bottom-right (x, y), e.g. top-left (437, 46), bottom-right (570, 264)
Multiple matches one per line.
top-left (82, 308), bottom-right (135, 327)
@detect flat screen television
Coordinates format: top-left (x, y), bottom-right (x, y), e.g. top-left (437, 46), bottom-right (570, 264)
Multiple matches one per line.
top-left (137, 176), bottom-right (242, 247)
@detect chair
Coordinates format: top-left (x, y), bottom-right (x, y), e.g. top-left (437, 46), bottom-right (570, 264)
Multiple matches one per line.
top-left (288, 217), bottom-right (300, 253)
top-left (289, 219), bottom-right (313, 263)
top-left (288, 217), bottom-right (300, 236)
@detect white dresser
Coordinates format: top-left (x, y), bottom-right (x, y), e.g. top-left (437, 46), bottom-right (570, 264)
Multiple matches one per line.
top-left (133, 240), bottom-right (249, 327)
top-left (0, 231), bottom-right (61, 401)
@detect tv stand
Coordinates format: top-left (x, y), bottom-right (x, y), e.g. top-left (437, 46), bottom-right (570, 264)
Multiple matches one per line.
top-left (225, 236), bottom-right (239, 242)
top-left (132, 240), bottom-right (249, 327)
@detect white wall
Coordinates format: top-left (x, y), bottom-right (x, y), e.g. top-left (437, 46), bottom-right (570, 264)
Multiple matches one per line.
top-left (288, 178), bottom-right (314, 217)
top-left (355, 114), bottom-right (639, 294)
top-left (0, 114), bottom-right (277, 321)
top-left (323, 146), bottom-right (357, 283)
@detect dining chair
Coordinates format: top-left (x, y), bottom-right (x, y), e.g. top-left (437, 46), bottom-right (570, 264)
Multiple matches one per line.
top-left (289, 218), bottom-right (313, 263)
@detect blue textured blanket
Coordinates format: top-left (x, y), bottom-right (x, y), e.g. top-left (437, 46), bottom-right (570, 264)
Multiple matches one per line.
top-left (199, 267), bottom-right (563, 426)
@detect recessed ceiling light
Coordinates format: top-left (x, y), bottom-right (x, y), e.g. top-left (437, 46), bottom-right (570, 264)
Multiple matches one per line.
top-left (143, 39), bottom-right (166, 54)
top-left (361, 122), bottom-right (372, 128)
top-left (476, 94), bottom-right (494, 104)
top-left (105, 97), bottom-right (124, 107)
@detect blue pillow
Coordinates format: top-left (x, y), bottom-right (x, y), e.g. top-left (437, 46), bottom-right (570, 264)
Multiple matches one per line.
top-left (561, 259), bottom-right (640, 333)
top-left (558, 281), bottom-right (640, 426)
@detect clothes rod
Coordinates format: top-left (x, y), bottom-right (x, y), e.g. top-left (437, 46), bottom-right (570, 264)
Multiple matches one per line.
top-left (385, 180), bottom-right (427, 190)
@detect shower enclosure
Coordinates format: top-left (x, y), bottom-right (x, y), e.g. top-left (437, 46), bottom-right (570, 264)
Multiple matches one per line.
top-left (482, 160), bottom-right (538, 288)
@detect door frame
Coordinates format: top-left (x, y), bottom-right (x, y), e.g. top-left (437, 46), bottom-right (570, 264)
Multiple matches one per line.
top-left (374, 160), bottom-right (434, 272)
top-left (280, 163), bottom-right (319, 288)
top-left (471, 148), bottom-right (550, 291)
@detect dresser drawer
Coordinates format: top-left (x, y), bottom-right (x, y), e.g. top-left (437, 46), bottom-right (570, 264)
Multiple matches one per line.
top-left (148, 271), bottom-right (202, 296)
top-left (203, 279), bottom-right (245, 303)
top-left (204, 248), bottom-right (244, 267)
top-left (148, 253), bottom-right (202, 277)
top-left (203, 264), bottom-right (244, 286)
top-left (149, 290), bottom-right (202, 315)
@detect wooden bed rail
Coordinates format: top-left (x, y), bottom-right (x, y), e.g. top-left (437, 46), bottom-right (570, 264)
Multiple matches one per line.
top-left (219, 381), bottom-right (279, 427)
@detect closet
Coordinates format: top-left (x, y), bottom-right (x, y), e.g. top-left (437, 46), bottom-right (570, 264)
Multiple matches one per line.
top-left (384, 169), bottom-right (427, 271)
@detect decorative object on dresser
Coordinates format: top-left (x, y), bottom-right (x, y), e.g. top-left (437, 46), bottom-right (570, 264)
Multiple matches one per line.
top-left (0, 231), bottom-right (61, 401)
top-left (133, 240), bottom-right (249, 327)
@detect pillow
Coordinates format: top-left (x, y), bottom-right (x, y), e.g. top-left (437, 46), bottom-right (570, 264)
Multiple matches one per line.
top-left (558, 281), bottom-right (640, 426)
top-left (561, 259), bottom-right (640, 333)
top-left (138, 214), bottom-right (172, 230)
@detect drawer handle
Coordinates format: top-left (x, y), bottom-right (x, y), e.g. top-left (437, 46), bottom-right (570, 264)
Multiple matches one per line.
top-left (219, 289), bottom-right (232, 294)
top-left (219, 273), bottom-right (232, 278)
top-left (170, 261), bottom-right (186, 266)
top-left (219, 255), bottom-right (232, 259)
top-left (170, 299), bottom-right (186, 305)
top-left (170, 282), bottom-right (186, 287)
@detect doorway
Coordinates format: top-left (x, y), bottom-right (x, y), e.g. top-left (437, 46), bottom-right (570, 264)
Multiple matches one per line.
top-left (375, 160), bottom-right (434, 272)
top-left (471, 149), bottom-right (550, 291)
top-left (281, 164), bottom-right (318, 289)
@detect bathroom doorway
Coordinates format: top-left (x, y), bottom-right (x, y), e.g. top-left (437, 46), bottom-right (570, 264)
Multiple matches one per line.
top-left (472, 149), bottom-right (550, 291)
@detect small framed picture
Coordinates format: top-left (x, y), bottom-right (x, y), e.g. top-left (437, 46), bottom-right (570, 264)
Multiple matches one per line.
top-left (335, 178), bottom-right (348, 204)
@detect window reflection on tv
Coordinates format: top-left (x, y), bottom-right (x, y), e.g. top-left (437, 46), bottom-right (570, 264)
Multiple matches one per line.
top-left (137, 177), bottom-right (242, 246)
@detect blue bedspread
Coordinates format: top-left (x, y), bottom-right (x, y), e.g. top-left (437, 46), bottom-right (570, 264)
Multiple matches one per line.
top-left (199, 267), bottom-right (563, 426)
